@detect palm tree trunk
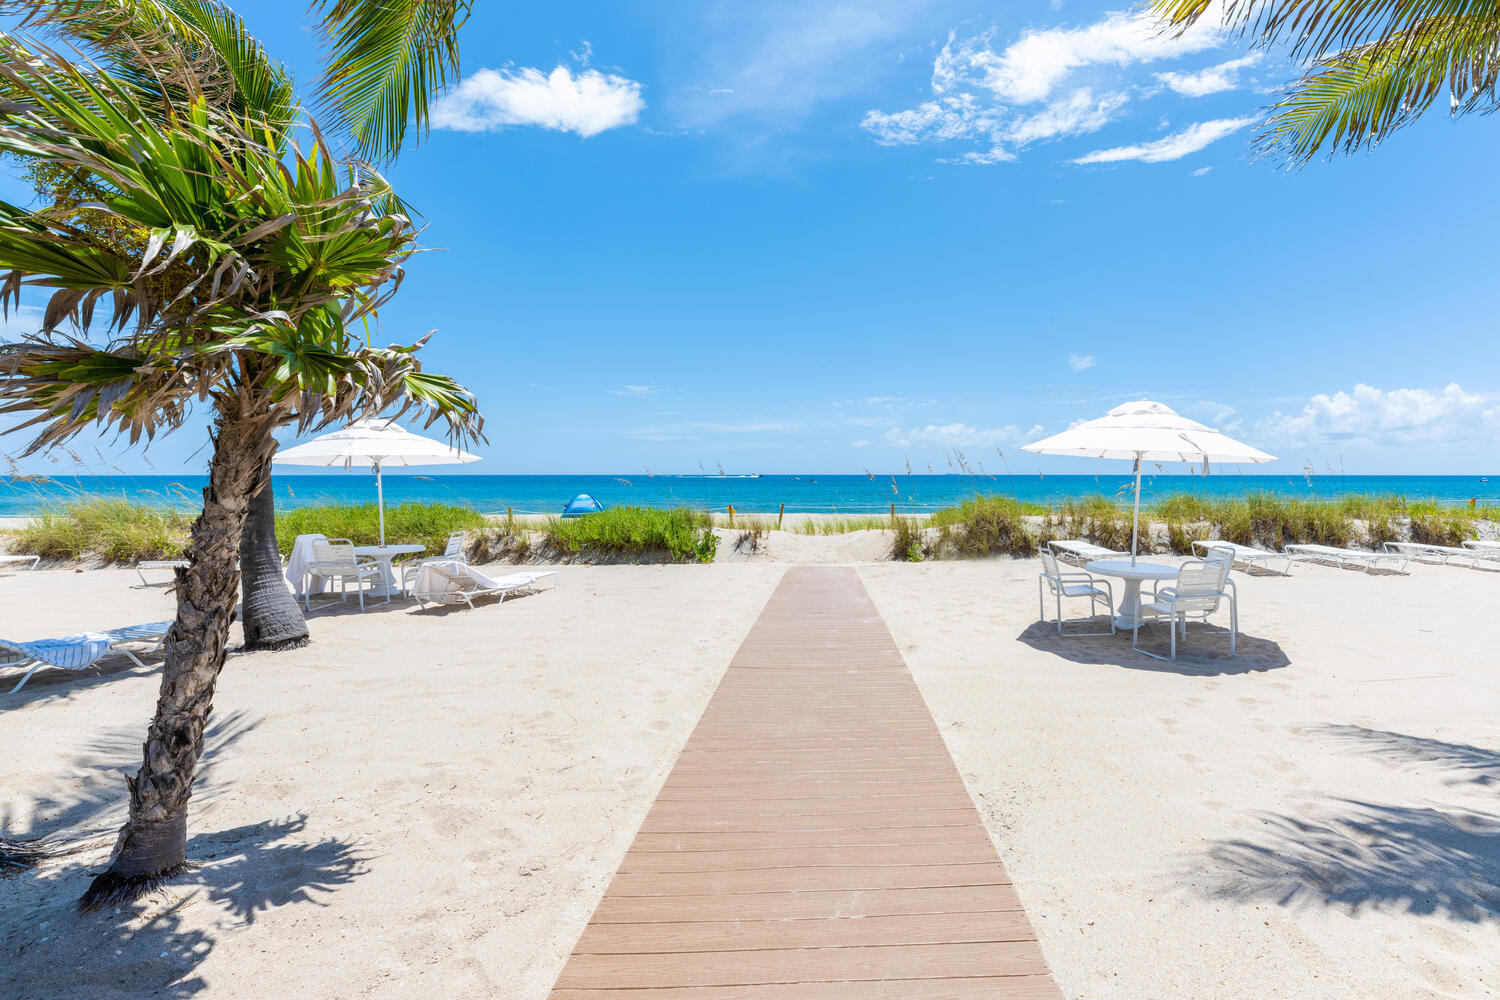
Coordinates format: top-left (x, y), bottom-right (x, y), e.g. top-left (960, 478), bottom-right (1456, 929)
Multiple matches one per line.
top-left (80, 406), bottom-right (279, 911)
top-left (239, 477), bottom-right (309, 651)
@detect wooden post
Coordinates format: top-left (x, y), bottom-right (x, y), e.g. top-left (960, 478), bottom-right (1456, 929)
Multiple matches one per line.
top-left (777, 503), bottom-right (785, 530)
top-left (727, 504), bottom-right (735, 527)
top-left (890, 502), bottom-right (895, 521)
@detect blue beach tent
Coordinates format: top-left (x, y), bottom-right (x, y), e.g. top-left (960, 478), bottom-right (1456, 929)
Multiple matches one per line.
top-left (561, 493), bottom-right (605, 518)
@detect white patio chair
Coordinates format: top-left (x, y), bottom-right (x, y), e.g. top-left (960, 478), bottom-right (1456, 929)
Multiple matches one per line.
top-left (410, 561), bottom-right (559, 610)
top-left (1284, 543), bottom-right (1410, 573)
top-left (1382, 541), bottom-right (1484, 567)
top-left (1191, 540), bottom-right (1295, 575)
top-left (0, 554), bottom-right (40, 573)
top-left (2, 620), bottom-right (170, 693)
top-left (399, 530), bottom-right (470, 597)
top-left (1134, 558), bottom-right (1236, 661)
top-left (135, 559), bottom-right (188, 586)
top-left (1461, 539), bottom-right (1500, 559)
top-left (304, 538), bottom-right (385, 611)
top-left (1048, 539), bottom-right (1127, 567)
top-left (1037, 549), bottom-right (1115, 636)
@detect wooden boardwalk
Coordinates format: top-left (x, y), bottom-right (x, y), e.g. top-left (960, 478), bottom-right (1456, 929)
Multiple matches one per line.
top-left (550, 566), bottom-right (1062, 998)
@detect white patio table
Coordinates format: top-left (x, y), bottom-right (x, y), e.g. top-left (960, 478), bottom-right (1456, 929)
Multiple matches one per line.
top-left (1085, 559), bottom-right (1179, 630)
top-left (353, 544), bottom-right (424, 598)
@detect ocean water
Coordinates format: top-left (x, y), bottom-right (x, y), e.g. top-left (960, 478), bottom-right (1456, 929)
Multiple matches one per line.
top-left (1, 473), bottom-right (1496, 516)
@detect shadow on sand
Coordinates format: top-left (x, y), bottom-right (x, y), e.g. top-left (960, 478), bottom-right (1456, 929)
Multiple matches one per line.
top-left (1203, 798), bottom-right (1500, 923)
top-left (1015, 619), bottom-right (1291, 676)
top-left (1314, 725), bottom-right (1500, 788)
top-left (1, 815), bottom-right (367, 999)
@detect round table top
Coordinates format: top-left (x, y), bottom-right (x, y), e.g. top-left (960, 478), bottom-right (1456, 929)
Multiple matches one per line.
top-left (1085, 559), bottom-right (1178, 580)
top-left (354, 544), bottom-right (425, 556)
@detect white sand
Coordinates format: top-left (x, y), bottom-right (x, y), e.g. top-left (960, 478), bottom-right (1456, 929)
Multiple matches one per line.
top-left (2, 545), bottom-right (1498, 999)
top-left (862, 556), bottom-right (1500, 1000)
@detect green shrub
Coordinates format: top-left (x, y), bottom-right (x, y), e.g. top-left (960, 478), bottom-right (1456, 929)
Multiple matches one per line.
top-left (544, 506), bottom-right (717, 563)
top-left (890, 516), bottom-right (929, 561)
top-left (1044, 495), bottom-right (1148, 555)
top-left (9, 498), bottom-right (192, 561)
top-left (275, 501), bottom-right (488, 556)
top-left (1166, 520), bottom-right (1209, 554)
top-left (929, 495), bottom-right (1037, 557)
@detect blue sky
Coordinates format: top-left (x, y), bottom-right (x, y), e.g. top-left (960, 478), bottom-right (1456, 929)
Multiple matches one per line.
top-left (3, 0), bottom-right (1498, 477)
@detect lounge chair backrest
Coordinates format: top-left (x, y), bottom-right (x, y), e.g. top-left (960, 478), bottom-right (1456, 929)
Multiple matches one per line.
top-left (1170, 559), bottom-right (1229, 614)
top-left (1039, 549), bottom-right (1062, 582)
top-left (442, 531), bottom-right (467, 559)
top-left (311, 538), bottom-right (357, 568)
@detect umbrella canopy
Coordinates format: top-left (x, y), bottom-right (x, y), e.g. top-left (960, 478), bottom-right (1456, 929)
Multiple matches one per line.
top-left (1023, 400), bottom-right (1274, 564)
top-left (275, 418), bottom-right (479, 544)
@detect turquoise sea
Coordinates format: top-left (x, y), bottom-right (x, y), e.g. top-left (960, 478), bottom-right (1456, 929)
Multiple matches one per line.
top-left (1, 473), bottom-right (1496, 516)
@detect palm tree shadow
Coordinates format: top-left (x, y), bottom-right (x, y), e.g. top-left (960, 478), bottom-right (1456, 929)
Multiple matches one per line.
top-left (1015, 620), bottom-right (1290, 676)
top-left (1314, 725), bottom-right (1500, 787)
top-left (2, 710), bottom-right (260, 851)
top-left (188, 815), bottom-right (368, 924)
top-left (2, 814), bottom-right (366, 999)
top-left (1202, 798), bottom-right (1500, 923)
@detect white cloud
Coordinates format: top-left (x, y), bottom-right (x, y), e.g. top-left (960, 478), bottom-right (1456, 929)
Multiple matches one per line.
top-left (886, 422), bottom-right (1042, 447)
top-left (932, 11), bottom-right (1223, 105)
top-left (609, 384), bottom-right (663, 397)
top-left (432, 65), bottom-right (644, 136)
top-left (862, 5), bottom-right (1264, 165)
top-left (0, 304), bottom-right (43, 338)
top-left (1156, 53), bottom-right (1262, 97)
top-left (1190, 165), bottom-right (1213, 176)
top-left (1068, 353), bottom-right (1096, 371)
top-left (1073, 116), bottom-right (1253, 163)
top-left (1257, 383), bottom-right (1500, 448)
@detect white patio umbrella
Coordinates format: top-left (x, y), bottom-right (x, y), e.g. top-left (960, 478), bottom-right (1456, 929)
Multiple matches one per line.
top-left (1022, 400), bottom-right (1275, 565)
top-left (274, 418), bottom-right (480, 545)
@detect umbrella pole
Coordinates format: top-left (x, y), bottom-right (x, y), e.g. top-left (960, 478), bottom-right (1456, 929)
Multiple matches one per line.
top-left (1130, 453), bottom-right (1142, 566)
top-left (375, 459), bottom-right (386, 546)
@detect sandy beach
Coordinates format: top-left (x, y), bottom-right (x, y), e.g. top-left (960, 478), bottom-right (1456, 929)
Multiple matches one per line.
top-left (2, 541), bottom-right (1497, 999)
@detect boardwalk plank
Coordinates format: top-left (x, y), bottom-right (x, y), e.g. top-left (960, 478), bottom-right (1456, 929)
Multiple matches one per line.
top-left (548, 567), bottom-right (1061, 999)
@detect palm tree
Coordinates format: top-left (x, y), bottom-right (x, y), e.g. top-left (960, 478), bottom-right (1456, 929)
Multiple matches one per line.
top-left (0, 26), bottom-right (481, 907)
top-left (1, 1), bottom-right (475, 648)
top-left (1150, 0), bottom-right (1500, 162)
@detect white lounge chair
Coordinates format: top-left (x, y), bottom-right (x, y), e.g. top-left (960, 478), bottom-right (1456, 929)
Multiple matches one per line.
top-left (1, 620), bottom-right (171, 692)
top-left (410, 560), bottom-right (559, 610)
top-left (1284, 543), bottom-right (1410, 573)
top-left (399, 530), bottom-right (470, 596)
top-left (135, 559), bottom-right (188, 586)
top-left (0, 554), bottom-right (40, 573)
top-left (1382, 541), bottom-right (1486, 567)
top-left (1191, 540), bottom-right (1295, 574)
top-left (1037, 550), bottom-right (1114, 636)
top-left (1048, 539), bottom-right (1127, 566)
top-left (1461, 540), bottom-right (1500, 559)
top-left (304, 538), bottom-right (386, 611)
top-left (1134, 559), bottom-right (1236, 661)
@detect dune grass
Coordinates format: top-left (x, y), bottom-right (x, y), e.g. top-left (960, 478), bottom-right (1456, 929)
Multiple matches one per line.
top-left (929, 496), bottom-right (1038, 559)
top-left (8, 497), bottom-right (193, 561)
top-left (544, 506), bottom-right (717, 563)
top-left (275, 501), bottom-right (489, 556)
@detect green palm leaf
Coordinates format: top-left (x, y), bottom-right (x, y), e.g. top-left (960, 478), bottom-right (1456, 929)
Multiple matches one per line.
top-left (313, 0), bottom-right (471, 162)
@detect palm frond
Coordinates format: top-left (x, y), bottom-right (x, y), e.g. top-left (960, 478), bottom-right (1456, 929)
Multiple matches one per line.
top-left (312, 0), bottom-right (471, 162)
top-left (1153, 0), bottom-right (1500, 58)
top-left (1261, 18), bottom-right (1499, 161)
top-left (0, 1), bottom-right (297, 136)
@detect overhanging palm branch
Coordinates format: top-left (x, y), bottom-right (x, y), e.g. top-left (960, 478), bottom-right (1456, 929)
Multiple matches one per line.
top-left (0, 36), bottom-right (480, 453)
top-left (0, 0), bottom-right (297, 138)
top-left (314, 0), bottom-right (472, 162)
top-left (1150, 0), bottom-right (1500, 162)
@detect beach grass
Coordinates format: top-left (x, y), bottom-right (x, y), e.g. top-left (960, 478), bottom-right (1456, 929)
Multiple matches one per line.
top-left (275, 501), bottom-right (489, 556)
top-left (8, 497), bottom-right (193, 561)
top-left (929, 495), bottom-right (1038, 558)
top-left (544, 506), bottom-right (717, 563)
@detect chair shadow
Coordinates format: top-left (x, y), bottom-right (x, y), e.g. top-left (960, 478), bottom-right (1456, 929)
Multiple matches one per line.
top-left (1200, 797), bottom-right (1500, 923)
top-left (1313, 725), bottom-right (1500, 788)
top-left (1015, 619), bottom-right (1291, 676)
top-left (2, 813), bottom-right (366, 999)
